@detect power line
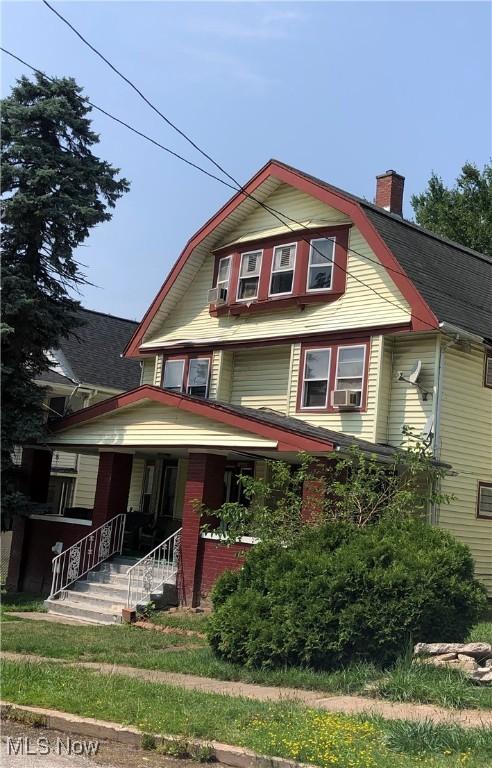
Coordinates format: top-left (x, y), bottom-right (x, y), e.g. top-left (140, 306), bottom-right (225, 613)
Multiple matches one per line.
top-left (1, 47), bottom-right (236, 193)
top-left (37, 4), bottom-right (444, 328)
top-left (5, 41), bottom-right (486, 322)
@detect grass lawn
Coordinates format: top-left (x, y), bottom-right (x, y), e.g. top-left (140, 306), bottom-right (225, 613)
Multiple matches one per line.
top-left (0, 591), bottom-right (46, 619)
top-left (3, 659), bottom-right (492, 768)
top-left (2, 615), bottom-right (491, 711)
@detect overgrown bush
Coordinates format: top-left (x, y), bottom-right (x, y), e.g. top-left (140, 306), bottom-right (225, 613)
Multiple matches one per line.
top-left (208, 518), bottom-right (487, 669)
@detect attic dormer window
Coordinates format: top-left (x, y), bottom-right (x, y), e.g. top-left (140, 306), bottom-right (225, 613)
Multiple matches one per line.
top-left (216, 256), bottom-right (231, 302)
top-left (270, 243), bottom-right (296, 296)
top-left (237, 250), bottom-right (262, 301)
top-left (307, 238), bottom-right (335, 291)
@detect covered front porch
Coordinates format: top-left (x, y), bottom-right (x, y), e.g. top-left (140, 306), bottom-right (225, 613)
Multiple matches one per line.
top-left (8, 386), bottom-right (395, 610)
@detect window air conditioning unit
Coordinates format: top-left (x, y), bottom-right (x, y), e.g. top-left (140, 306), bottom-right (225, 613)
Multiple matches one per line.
top-left (332, 389), bottom-right (361, 408)
top-left (207, 287), bottom-right (227, 305)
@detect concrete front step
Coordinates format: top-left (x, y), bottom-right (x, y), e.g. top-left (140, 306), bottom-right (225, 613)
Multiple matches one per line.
top-left (44, 598), bottom-right (123, 625)
top-left (72, 580), bottom-right (129, 601)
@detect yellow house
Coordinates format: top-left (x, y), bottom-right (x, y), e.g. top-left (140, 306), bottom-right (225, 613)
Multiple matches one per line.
top-left (11, 160), bottom-right (491, 622)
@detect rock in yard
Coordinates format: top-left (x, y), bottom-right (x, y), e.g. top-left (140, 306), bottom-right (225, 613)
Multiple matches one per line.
top-left (414, 642), bottom-right (492, 659)
top-left (456, 655), bottom-right (478, 672)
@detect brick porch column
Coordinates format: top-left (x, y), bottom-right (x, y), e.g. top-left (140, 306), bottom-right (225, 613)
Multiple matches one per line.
top-left (20, 447), bottom-right (52, 503)
top-left (92, 452), bottom-right (133, 529)
top-left (180, 452), bottom-right (226, 606)
top-left (301, 458), bottom-right (331, 524)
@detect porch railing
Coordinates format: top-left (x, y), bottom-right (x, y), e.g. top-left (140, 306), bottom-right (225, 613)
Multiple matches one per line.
top-left (126, 527), bottom-right (181, 609)
top-left (48, 513), bottom-right (126, 600)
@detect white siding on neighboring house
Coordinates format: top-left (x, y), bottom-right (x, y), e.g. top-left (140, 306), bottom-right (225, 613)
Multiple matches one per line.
top-left (437, 343), bottom-right (492, 594)
top-left (73, 454), bottom-right (100, 508)
top-left (128, 456), bottom-right (145, 510)
top-left (230, 346), bottom-right (291, 413)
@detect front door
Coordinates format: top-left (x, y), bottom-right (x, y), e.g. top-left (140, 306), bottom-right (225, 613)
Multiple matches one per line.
top-left (155, 462), bottom-right (179, 540)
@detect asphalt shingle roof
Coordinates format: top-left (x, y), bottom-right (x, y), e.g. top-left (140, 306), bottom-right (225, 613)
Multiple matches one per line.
top-left (274, 160), bottom-right (492, 343)
top-left (44, 308), bottom-right (141, 391)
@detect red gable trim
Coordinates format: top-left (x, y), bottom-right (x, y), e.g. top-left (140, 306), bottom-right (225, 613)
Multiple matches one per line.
top-left (50, 385), bottom-right (335, 454)
top-left (124, 162), bottom-right (438, 357)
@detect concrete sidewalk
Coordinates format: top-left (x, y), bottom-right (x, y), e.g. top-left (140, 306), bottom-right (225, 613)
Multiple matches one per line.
top-left (2, 651), bottom-right (491, 728)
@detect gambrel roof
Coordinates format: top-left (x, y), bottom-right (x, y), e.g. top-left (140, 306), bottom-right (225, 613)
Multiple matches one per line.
top-left (124, 160), bottom-right (491, 356)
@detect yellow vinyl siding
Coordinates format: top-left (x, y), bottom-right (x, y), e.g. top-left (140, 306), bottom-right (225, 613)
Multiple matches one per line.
top-left (386, 334), bottom-right (436, 446)
top-left (286, 337), bottom-right (381, 443)
top-left (128, 456), bottom-right (145, 510)
top-left (154, 355), bottom-right (163, 386)
top-left (142, 185), bottom-right (410, 349)
top-left (50, 402), bottom-right (277, 449)
top-left (216, 350), bottom-right (233, 402)
top-left (140, 358), bottom-right (155, 385)
top-left (230, 346), bottom-right (290, 413)
top-left (224, 183), bottom-right (350, 243)
top-left (438, 343), bottom-right (492, 594)
top-left (209, 351), bottom-right (222, 400)
top-left (374, 337), bottom-right (394, 443)
top-left (72, 454), bottom-right (100, 508)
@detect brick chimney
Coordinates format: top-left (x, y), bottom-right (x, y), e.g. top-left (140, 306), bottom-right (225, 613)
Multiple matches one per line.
top-left (375, 170), bottom-right (405, 216)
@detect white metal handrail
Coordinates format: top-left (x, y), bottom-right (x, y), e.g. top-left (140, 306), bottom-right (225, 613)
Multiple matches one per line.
top-left (126, 527), bottom-right (182, 608)
top-left (48, 513), bottom-right (126, 600)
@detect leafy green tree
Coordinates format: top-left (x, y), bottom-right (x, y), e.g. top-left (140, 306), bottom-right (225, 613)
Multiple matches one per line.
top-left (200, 429), bottom-right (452, 545)
top-left (1, 73), bottom-right (129, 513)
top-left (411, 162), bottom-right (492, 256)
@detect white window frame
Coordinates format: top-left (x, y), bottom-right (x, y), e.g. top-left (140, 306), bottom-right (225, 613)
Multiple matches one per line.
top-left (268, 242), bottom-right (297, 298)
top-left (334, 344), bottom-right (366, 408)
top-left (236, 250), bottom-right (263, 302)
top-left (301, 347), bottom-right (331, 410)
top-left (485, 352), bottom-right (492, 388)
top-left (162, 358), bottom-right (185, 392)
top-left (216, 255), bottom-right (232, 300)
top-left (306, 237), bottom-right (335, 293)
top-left (186, 357), bottom-right (210, 398)
top-left (478, 483), bottom-right (492, 520)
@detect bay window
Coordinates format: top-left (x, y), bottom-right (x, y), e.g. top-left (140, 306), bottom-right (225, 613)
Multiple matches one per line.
top-left (302, 349), bottom-right (331, 408)
top-left (162, 356), bottom-right (211, 398)
top-left (270, 243), bottom-right (296, 296)
top-left (237, 251), bottom-right (262, 301)
top-left (307, 238), bottom-right (334, 291)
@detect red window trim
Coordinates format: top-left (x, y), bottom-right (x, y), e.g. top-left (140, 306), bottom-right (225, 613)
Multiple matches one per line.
top-left (210, 225), bottom-right (350, 317)
top-left (296, 338), bottom-right (370, 414)
top-left (161, 352), bottom-right (212, 398)
top-left (477, 481), bottom-right (492, 520)
top-left (484, 350), bottom-right (492, 389)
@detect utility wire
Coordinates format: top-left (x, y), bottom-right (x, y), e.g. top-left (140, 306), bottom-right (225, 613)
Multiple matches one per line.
top-left (5, 40), bottom-right (486, 322)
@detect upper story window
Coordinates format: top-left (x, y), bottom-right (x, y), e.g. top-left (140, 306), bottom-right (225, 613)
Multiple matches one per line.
top-left (209, 226), bottom-right (349, 317)
top-left (237, 251), bottom-right (262, 301)
top-left (298, 340), bottom-right (369, 412)
top-left (477, 482), bottom-right (492, 519)
top-left (302, 349), bottom-right (331, 408)
top-left (307, 238), bottom-right (334, 291)
top-left (270, 244), bottom-right (296, 296)
top-left (162, 355), bottom-right (211, 398)
top-left (484, 352), bottom-right (492, 388)
top-left (216, 256), bottom-right (231, 302)
top-left (333, 346), bottom-right (365, 407)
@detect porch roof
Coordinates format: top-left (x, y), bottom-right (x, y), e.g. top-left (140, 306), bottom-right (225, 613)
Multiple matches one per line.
top-left (47, 385), bottom-right (397, 458)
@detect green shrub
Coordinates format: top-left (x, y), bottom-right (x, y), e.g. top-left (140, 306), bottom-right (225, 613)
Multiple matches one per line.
top-left (208, 518), bottom-right (487, 669)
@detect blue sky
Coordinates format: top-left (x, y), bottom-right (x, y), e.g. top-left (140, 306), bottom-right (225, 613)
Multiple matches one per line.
top-left (2, 1), bottom-right (491, 321)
